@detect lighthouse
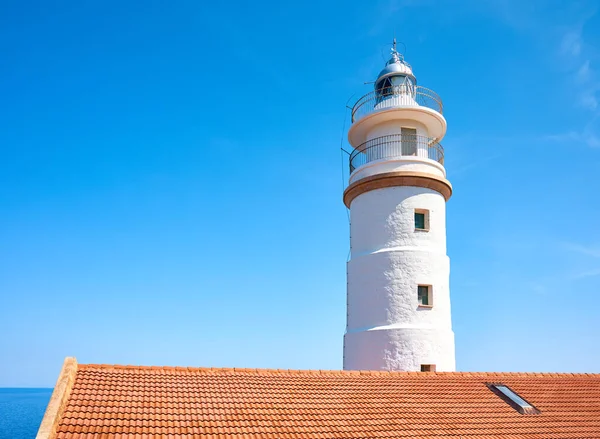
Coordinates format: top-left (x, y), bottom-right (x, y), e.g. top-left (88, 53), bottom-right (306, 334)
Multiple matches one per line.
top-left (343, 42), bottom-right (455, 372)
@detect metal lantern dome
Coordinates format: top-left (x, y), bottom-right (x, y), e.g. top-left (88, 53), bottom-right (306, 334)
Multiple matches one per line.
top-left (374, 40), bottom-right (417, 95)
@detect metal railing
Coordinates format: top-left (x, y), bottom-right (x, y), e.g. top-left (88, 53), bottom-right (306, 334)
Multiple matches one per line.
top-left (349, 134), bottom-right (444, 174)
top-left (351, 85), bottom-right (443, 123)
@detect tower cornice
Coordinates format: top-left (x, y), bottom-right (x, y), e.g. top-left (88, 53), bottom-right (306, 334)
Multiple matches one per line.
top-left (343, 171), bottom-right (452, 208)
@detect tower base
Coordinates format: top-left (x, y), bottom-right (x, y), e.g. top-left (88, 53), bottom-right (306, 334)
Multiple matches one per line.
top-left (344, 328), bottom-right (456, 371)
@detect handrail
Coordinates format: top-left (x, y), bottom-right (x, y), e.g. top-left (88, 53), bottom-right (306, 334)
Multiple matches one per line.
top-left (349, 134), bottom-right (444, 174)
top-left (351, 85), bottom-right (443, 123)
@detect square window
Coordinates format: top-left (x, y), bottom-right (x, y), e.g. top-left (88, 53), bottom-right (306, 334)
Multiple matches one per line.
top-left (418, 285), bottom-right (432, 307)
top-left (421, 364), bottom-right (436, 372)
top-left (414, 209), bottom-right (429, 231)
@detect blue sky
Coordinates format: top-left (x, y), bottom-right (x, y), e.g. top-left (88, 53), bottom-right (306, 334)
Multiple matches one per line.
top-left (1, 0), bottom-right (599, 387)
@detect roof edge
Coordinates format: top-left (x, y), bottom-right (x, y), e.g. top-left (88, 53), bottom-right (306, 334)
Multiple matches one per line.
top-left (36, 357), bottom-right (78, 439)
top-left (77, 363), bottom-right (600, 378)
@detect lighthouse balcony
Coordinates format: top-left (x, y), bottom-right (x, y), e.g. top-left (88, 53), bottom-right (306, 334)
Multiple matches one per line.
top-left (348, 86), bottom-right (447, 145)
top-left (348, 134), bottom-right (444, 184)
top-left (352, 85), bottom-right (443, 122)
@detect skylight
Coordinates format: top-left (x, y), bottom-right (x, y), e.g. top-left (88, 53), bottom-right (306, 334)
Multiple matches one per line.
top-left (495, 385), bottom-right (531, 407)
top-left (488, 384), bottom-right (540, 415)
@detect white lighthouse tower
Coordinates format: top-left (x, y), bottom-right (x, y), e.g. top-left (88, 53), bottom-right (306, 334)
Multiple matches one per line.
top-left (343, 42), bottom-right (455, 372)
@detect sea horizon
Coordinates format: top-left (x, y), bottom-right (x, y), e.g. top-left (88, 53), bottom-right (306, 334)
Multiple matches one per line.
top-left (0, 388), bottom-right (53, 439)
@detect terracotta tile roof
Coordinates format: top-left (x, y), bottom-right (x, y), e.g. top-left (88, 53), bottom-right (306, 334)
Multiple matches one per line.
top-left (38, 358), bottom-right (600, 439)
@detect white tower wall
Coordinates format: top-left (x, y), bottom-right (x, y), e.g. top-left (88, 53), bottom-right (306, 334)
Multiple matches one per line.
top-left (344, 186), bottom-right (455, 371)
top-left (366, 119), bottom-right (429, 140)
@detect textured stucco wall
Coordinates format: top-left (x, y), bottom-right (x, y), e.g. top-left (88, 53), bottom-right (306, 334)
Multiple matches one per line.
top-left (344, 328), bottom-right (456, 371)
top-left (344, 186), bottom-right (455, 371)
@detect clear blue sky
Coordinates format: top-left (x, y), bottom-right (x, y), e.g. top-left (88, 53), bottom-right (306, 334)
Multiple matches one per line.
top-left (1, 0), bottom-right (599, 387)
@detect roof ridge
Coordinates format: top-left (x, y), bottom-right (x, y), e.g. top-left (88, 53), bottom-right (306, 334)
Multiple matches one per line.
top-left (77, 364), bottom-right (600, 377)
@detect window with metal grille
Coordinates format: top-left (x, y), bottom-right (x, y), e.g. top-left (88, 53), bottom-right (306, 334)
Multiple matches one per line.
top-left (421, 364), bottom-right (436, 372)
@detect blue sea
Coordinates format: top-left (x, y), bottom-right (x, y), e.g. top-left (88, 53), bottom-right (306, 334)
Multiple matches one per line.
top-left (0, 389), bottom-right (52, 439)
